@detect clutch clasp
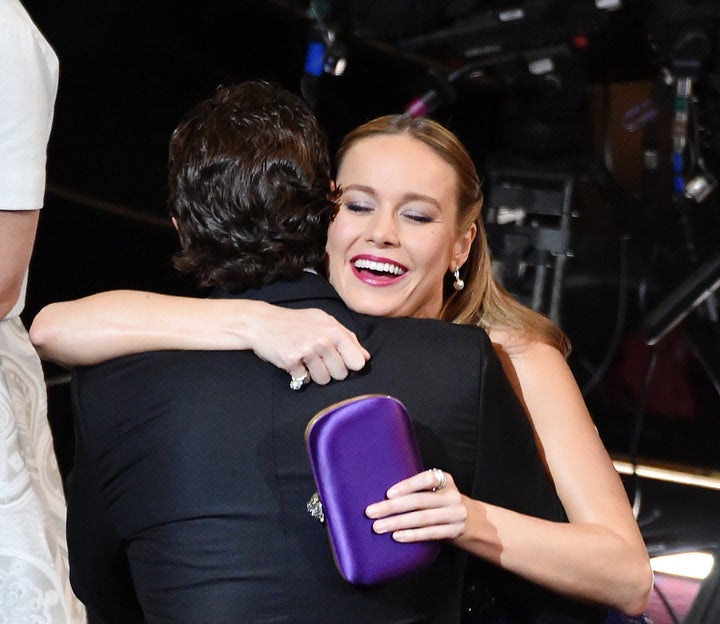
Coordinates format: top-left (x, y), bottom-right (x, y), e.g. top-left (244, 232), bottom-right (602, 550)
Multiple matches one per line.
top-left (306, 491), bottom-right (325, 523)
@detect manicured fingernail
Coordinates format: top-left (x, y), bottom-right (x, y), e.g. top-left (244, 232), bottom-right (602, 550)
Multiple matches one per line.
top-left (365, 504), bottom-right (379, 518)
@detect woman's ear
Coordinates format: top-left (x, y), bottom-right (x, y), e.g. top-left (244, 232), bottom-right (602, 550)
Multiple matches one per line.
top-left (453, 222), bottom-right (477, 268)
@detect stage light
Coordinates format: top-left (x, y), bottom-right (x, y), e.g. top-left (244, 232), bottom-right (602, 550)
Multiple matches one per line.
top-left (614, 459), bottom-right (720, 491)
top-left (651, 552), bottom-right (715, 580)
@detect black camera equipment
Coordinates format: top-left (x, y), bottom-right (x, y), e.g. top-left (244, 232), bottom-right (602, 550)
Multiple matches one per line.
top-left (386, 2), bottom-right (620, 322)
top-left (484, 169), bottom-right (576, 323)
top-left (640, 1), bottom-right (720, 348)
top-left (395, 0), bottom-right (619, 60)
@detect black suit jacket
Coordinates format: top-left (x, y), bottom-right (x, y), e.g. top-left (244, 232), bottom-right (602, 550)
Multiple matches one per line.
top-left (67, 273), bottom-right (596, 624)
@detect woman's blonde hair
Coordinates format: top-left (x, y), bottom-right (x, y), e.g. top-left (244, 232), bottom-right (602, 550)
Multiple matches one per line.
top-left (336, 114), bottom-right (571, 356)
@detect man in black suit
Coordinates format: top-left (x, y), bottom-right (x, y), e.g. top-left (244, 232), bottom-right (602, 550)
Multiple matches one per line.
top-left (66, 81), bottom-right (563, 623)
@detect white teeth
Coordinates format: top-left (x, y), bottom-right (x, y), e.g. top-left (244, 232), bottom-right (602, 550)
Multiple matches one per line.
top-left (354, 258), bottom-right (404, 276)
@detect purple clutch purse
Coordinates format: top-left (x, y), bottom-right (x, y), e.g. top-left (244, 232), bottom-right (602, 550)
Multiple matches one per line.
top-left (304, 394), bottom-right (440, 586)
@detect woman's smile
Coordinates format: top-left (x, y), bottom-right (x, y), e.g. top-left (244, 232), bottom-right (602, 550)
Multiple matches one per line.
top-left (351, 255), bottom-right (408, 286)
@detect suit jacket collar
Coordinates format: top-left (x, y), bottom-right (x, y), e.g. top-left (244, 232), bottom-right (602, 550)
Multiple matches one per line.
top-left (211, 272), bottom-right (343, 306)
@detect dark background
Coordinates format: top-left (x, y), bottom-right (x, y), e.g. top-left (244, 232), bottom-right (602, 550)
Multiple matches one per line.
top-left (22, 0), bottom-right (720, 475)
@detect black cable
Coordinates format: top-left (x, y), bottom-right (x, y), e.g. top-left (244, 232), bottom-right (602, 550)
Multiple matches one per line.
top-left (578, 71), bottom-right (633, 395)
top-left (628, 346), bottom-right (658, 518)
top-left (581, 232), bottom-right (631, 396)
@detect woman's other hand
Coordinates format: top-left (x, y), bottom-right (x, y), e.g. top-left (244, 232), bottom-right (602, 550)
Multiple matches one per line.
top-left (246, 306), bottom-right (370, 385)
top-left (365, 469), bottom-right (467, 542)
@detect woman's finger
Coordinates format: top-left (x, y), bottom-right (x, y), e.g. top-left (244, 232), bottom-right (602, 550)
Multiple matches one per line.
top-left (312, 343), bottom-right (352, 381)
top-left (386, 468), bottom-right (456, 498)
top-left (391, 521), bottom-right (466, 543)
top-left (369, 494), bottom-right (467, 543)
top-left (335, 332), bottom-right (371, 371)
top-left (299, 357), bottom-right (330, 386)
top-left (367, 487), bottom-right (460, 519)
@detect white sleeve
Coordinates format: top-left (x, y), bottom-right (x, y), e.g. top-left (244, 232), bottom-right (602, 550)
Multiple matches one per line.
top-left (0, 16), bottom-right (59, 210)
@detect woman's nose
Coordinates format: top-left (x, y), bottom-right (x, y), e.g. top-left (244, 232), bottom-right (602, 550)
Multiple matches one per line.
top-left (366, 210), bottom-right (399, 247)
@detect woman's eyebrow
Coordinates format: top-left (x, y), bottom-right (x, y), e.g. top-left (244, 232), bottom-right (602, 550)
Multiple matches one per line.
top-left (343, 184), bottom-right (440, 208)
top-left (401, 192), bottom-right (441, 207)
top-left (342, 184), bottom-right (375, 195)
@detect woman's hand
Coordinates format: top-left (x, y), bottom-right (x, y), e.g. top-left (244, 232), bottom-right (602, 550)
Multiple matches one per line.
top-left (365, 469), bottom-right (467, 542)
top-left (245, 306), bottom-right (370, 385)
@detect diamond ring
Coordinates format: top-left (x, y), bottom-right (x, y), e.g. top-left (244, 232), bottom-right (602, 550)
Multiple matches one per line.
top-left (430, 468), bottom-right (446, 491)
top-left (289, 369), bottom-right (310, 391)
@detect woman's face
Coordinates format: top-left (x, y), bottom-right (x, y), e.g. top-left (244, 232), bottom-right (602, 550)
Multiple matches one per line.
top-left (327, 133), bottom-right (475, 319)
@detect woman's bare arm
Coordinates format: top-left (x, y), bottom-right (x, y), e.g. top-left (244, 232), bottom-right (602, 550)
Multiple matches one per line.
top-left (29, 290), bottom-right (369, 383)
top-left (366, 337), bottom-right (653, 616)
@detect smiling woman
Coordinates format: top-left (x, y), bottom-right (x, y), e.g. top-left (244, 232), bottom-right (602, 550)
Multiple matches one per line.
top-left (326, 130), bottom-right (476, 319)
top-left (328, 115), bottom-right (490, 328)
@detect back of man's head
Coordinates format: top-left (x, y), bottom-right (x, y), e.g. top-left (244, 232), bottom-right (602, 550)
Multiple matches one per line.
top-left (168, 80), bottom-right (334, 291)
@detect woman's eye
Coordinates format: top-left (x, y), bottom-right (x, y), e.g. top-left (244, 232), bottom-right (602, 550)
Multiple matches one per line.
top-left (403, 212), bottom-right (435, 224)
top-left (344, 202), bottom-right (373, 214)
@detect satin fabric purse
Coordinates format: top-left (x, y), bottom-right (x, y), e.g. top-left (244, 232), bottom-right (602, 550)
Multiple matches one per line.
top-left (304, 394), bottom-right (440, 585)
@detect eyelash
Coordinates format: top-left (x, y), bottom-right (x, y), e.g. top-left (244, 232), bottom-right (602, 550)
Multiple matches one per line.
top-left (406, 213), bottom-right (434, 224)
top-left (345, 202), bottom-right (372, 214)
top-left (344, 202), bottom-right (434, 224)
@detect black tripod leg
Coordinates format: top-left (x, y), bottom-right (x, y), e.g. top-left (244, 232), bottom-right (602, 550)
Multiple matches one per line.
top-left (641, 252), bottom-right (720, 346)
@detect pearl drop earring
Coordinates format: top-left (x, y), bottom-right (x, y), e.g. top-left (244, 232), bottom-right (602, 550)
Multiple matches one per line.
top-left (452, 267), bottom-right (464, 291)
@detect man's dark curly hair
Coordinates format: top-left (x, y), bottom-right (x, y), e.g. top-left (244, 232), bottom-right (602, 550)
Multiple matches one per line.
top-left (167, 81), bottom-right (336, 290)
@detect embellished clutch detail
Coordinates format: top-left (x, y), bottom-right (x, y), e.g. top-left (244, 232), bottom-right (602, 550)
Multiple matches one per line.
top-left (304, 394), bottom-right (440, 586)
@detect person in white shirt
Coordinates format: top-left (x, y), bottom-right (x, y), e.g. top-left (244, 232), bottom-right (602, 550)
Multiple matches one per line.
top-left (0, 1), bottom-right (85, 621)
